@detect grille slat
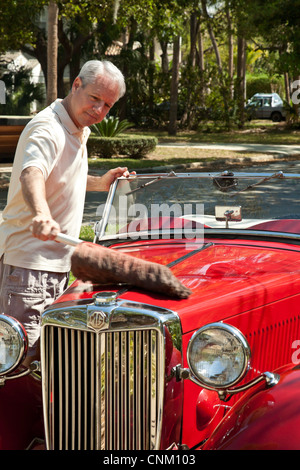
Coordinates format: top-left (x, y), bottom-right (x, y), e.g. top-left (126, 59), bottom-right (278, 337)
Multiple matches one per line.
top-left (246, 316), bottom-right (300, 378)
top-left (42, 325), bottom-right (163, 450)
top-left (63, 329), bottom-right (68, 449)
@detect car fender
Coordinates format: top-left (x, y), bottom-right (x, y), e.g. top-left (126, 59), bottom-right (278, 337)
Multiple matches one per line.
top-left (0, 374), bottom-right (44, 450)
top-left (202, 366), bottom-right (300, 450)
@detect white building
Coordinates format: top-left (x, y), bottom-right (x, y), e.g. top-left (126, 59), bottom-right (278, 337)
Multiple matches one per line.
top-left (0, 50), bottom-right (45, 113)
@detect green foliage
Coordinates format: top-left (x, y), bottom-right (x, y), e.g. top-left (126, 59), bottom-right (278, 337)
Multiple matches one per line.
top-left (234, 0), bottom-right (300, 77)
top-left (0, 66), bottom-right (45, 115)
top-left (246, 74), bottom-right (285, 100)
top-left (0, 0), bottom-right (47, 53)
top-left (79, 224), bottom-right (95, 242)
top-left (91, 116), bottom-right (133, 137)
top-left (283, 100), bottom-right (300, 126)
top-left (2, 0), bottom-right (300, 130)
top-left (87, 135), bottom-right (157, 159)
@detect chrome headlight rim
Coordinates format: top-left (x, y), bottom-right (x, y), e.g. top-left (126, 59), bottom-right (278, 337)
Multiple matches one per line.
top-left (187, 322), bottom-right (251, 390)
top-left (0, 314), bottom-right (28, 376)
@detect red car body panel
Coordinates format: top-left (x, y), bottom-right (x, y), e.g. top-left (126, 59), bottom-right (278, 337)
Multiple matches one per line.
top-left (51, 236), bottom-right (300, 450)
top-left (202, 366), bottom-right (300, 450)
top-left (58, 238), bottom-right (300, 329)
top-left (2, 232), bottom-right (300, 450)
top-left (0, 374), bottom-right (43, 450)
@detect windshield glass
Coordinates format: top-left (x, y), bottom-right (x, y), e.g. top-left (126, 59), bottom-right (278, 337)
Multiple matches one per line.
top-left (96, 172), bottom-right (300, 242)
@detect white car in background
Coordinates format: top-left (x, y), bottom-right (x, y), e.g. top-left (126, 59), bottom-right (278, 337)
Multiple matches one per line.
top-left (246, 92), bottom-right (286, 122)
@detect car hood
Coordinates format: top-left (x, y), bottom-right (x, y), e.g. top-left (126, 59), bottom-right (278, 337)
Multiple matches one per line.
top-left (54, 239), bottom-right (300, 334)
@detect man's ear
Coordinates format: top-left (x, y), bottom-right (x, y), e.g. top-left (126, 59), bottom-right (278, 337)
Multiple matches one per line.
top-left (72, 77), bottom-right (82, 92)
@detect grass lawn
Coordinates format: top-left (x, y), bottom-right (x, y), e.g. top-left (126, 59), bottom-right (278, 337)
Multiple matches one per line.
top-left (68, 225), bottom-right (95, 284)
top-left (88, 148), bottom-right (270, 173)
top-left (80, 224), bottom-right (95, 241)
top-left (88, 120), bottom-right (300, 173)
top-left (131, 120), bottom-right (300, 145)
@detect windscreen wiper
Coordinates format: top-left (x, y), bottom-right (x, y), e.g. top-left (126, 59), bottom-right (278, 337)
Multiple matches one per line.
top-left (229, 171), bottom-right (284, 197)
top-left (125, 171), bottom-right (177, 195)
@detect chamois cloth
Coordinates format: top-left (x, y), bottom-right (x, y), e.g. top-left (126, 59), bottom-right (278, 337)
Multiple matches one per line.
top-left (71, 242), bottom-right (191, 299)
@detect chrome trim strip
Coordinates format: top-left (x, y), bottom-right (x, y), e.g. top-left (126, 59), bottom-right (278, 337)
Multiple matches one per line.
top-left (119, 172), bottom-right (300, 179)
top-left (94, 179), bottom-right (118, 241)
top-left (204, 228), bottom-right (300, 240)
top-left (98, 228), bottom-right (300, 244)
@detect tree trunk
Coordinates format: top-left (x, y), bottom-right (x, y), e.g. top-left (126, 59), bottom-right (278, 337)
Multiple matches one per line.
top-left (197, 24), bottom-right (205, 73)
top-left (149, 39), bottom-right (155, 114)
top-left (168, 36), bottom-right (181, 136)
top-left (181, 11), bottom-right (200, 127)
top-left (160, 40), bottom-right (169, 74)
top-left (201, 0), bottom-right (222, 75)
top-left (236, 35), bottom-right (247, 126)
top-left (190, 11), bottom-right (198, 67)
top-left (47, 0), bottom-right (58, 105)
top-left (284, 72), bottom-right (290, 102)
top-left (197, 18), bottom-right (206, 106)
top-left (226, 2), bottom-right (234, 99)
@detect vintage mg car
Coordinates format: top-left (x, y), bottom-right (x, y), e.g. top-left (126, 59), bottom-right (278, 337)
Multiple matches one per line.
top-left (2, 170), bottom-right (300, 451)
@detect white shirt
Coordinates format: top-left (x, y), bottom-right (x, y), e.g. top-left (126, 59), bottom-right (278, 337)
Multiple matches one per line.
top-left (0, 99), bottom-right (90, 272)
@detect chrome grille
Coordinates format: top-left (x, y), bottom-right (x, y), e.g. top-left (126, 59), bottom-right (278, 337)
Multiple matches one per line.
top-left (42, 325), bottom-right (164, 450)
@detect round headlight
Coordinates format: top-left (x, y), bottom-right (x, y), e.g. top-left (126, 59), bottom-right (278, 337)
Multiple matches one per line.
top-left (187, 323), bottom-right (250, 389)
top-left (0, 314), bottom-right (28, 375)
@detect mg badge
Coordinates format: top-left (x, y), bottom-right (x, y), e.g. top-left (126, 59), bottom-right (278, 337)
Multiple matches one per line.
top-left (87, 310), bottom-right (107, 331)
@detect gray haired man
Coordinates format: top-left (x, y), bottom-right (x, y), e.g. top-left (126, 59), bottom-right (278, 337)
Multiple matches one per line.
top-left (0, 60), bottom-right (130, 363)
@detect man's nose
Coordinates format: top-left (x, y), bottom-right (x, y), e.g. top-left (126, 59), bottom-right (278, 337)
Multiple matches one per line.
top-left (93, 101), bottom-right (105, 115)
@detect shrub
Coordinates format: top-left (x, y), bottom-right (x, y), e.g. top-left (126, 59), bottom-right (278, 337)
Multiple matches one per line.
top-left (91, 116), bottom-right (133, 137)
top-left (87, 135), bottom-right (158, 158)
top-left (246, 74), bottom-right (285, 100)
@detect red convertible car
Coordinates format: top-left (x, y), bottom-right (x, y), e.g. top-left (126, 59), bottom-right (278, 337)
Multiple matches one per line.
top-left (1, 170), bottom-right (300, 451)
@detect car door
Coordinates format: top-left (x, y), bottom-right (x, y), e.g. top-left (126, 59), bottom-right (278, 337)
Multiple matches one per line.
top-left (262, 98), bottom-right (272, 118)
top-left (253, 99), bottom-right (263, 118)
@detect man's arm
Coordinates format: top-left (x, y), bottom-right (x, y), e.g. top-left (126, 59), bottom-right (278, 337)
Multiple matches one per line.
top-left (86, 167), bottom-right (134, 192)
top-left (20, 167), bottom-right (61, 241)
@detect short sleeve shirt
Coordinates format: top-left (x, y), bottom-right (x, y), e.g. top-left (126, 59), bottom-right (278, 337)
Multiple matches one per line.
top-left (0, 99), bottom-right (90, 272)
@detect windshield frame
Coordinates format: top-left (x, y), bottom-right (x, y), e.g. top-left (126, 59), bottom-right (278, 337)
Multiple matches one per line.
top-left (94, 171), bottom-right (300, 244)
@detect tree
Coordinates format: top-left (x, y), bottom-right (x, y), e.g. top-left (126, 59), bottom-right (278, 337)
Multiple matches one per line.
top-left (0, 0), bottom-right (120, 98)
top-left (236, 35), bottom-right (246, 126)
top-left (2, 0), bottom-right (299, 129)
top-left (116, 0), bottom-right (188, 130)
top-left (199, 0), bottom-right (235, 129)
top-left (47, 0), bottom-right (58, 104)
top-left (232, 0), bottom-right (300, 99)
top-left (168, 36), bottom-right (181, 135)
top-left (0, 0), bottom-right (47, 53)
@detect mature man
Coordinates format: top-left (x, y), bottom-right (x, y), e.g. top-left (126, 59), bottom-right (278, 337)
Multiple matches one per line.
top-left (0, 60), bottom-right (130, 362)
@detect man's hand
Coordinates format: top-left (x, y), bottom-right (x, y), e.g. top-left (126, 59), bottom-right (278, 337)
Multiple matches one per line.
top-left (86, 167), bottom-right (136, 192)
top-left (30, 214), bottom-right (61, 241)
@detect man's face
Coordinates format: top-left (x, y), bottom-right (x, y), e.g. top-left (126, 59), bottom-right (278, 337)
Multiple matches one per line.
top-left (70, 75), bottom-right (120, 128)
